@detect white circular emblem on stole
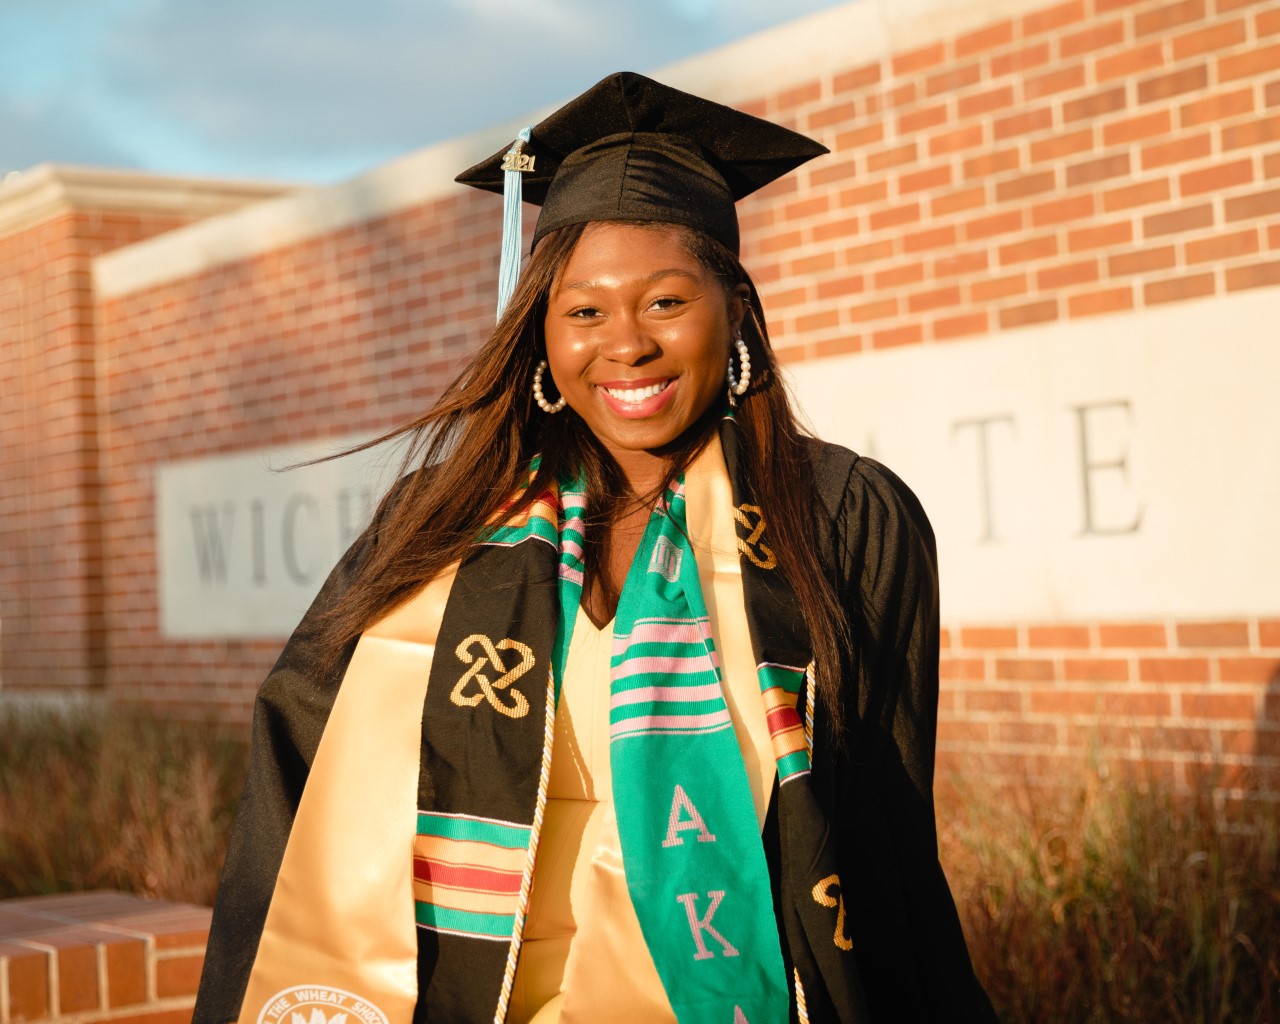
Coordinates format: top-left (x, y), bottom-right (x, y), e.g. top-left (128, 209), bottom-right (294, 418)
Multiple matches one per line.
top-left (257, 986), bottom-right (390, 1024)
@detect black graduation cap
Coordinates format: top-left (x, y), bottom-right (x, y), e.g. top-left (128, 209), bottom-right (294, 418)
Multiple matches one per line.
top-left (456, 71), bottom-right (829, 257)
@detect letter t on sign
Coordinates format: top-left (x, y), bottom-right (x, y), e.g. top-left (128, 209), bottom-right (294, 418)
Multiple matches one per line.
top-left (951, 415), bottom-right (1015, 544)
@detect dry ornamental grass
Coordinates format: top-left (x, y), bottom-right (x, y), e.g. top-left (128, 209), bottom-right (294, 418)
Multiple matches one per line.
top-left (0, 703), bottom-right (247, 905)
top-left (941, 764), bottom-right (1280, 1023)
top-left (1, 706), bottom-right (1276, 1021)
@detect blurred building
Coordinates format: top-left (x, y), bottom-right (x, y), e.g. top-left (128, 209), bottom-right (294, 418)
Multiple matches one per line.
top-left (2, 0), bottom-right (1278, 799)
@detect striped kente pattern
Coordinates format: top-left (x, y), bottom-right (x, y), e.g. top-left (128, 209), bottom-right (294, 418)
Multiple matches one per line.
top-left (413, 811), bottom-right (532, 942)
top-left (478, 489), bottom-right (558, 552)
top-left (605, 480), bottom-right (737, 743)
top-left (609, 615), bottom-right (730, 740)
top-left (557, 484), bottom-right (586, 589)
top-left (757, 662), bottom-right (811, 782)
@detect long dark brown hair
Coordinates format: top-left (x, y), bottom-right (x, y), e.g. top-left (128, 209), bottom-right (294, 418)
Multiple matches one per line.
top-left (315, 220), bottom-right (852, 734)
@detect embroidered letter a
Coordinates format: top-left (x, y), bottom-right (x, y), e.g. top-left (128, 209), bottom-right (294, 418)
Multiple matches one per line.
top-left (676, 890), bottom-right (739, 961)
top-left (662, 784), bottom-right (716, 848)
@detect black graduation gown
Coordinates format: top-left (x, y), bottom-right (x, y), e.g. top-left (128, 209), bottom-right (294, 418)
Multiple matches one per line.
top-left (195, 441), bottom-right (997, 1024)
top-left (799, 443), bottom-right (998, 1021)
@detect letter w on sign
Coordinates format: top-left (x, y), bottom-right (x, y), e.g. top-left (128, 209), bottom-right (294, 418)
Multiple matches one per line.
top-left (676, 890), bottom-right (739, 961)
top-left (449, 634), bottom-right (535, 718)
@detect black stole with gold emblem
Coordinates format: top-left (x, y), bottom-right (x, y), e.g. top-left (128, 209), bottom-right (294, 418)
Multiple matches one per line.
top-left (412, 509), bottom-right (560, 1018)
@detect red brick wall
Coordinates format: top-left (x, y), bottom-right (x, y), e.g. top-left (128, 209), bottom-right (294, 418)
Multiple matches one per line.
top-left (95, 195), bottom-right (501, 717)
top-left (12, 0), bottom-right (1280, 796)
top-left (937, 619), bottom-right (1280, 793)
top-left (735, 0), bottom-right (1280, 357)
top-left (716, 0), bottom-right (1280, 795)
top-left (0, 210), bottom-right (191, 692)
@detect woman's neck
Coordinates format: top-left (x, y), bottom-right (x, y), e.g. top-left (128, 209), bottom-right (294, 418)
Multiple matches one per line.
top-left (611, 448), bottom-right (671, 502)
top-left (580, 499), bottom-right (649, 629)
top-left (581, 422), bottom-right (718, 627)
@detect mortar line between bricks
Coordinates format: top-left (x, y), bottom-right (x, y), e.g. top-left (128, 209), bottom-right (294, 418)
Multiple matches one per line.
top-left (144, 937), bottom-right (156, 1005)
top-left (86, 925), bottom-right (152, 944)
top-left (18, 912), bottom-right (80, 928)
top-left (96, 941), bottom-right (108, 1014)
top-left (151, 946), bottom-right (206, 959)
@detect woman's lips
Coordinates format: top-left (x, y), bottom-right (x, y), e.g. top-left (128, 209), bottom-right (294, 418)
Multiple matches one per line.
top-left (595, 377), bottom-right (677, 418)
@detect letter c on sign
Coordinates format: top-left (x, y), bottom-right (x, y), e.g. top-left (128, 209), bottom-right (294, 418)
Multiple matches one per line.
top-left (282, 493), bottom-right (320, 584)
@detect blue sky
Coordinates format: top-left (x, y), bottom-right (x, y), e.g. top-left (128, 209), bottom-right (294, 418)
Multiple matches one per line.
top-left (0, 0), bottom-right (850, 185)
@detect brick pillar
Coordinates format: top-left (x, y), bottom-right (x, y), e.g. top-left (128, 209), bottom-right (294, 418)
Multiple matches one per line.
top-left (1, 212), bottom-right (108, 691)
top-left (0, 167), bottom-right (287, 694)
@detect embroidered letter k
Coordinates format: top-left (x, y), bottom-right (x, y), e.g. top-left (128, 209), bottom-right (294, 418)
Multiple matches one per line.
top-left (676, 890), bottom-right (739, 961)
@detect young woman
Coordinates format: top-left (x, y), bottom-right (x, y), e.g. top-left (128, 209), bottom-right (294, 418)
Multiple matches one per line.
top-left (195, 72), bottom-right (996, 1024)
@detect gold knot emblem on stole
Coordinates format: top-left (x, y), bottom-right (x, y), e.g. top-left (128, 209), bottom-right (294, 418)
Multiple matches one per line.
top-left (450, 634), bottom-right (535, 718)
top-left (733, 504), bottom-right (777, 570)
top-left (812, 874), bottom-right (853, 951)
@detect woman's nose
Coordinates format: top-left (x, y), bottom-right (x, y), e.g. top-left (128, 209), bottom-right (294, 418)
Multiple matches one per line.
top-left (597, 313), bottom-right (659, 365)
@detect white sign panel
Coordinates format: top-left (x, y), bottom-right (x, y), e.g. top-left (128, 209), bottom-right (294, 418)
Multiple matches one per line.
top-left (157, 437), bottom-right (402, 638)
top-left (158, 290), bottom-right (1278, 638)
top-left (789, 288), bottom-right (1280, 622)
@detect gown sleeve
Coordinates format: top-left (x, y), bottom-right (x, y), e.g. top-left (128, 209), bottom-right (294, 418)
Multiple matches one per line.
top-left (826, 454), bottom-right (998, 1023)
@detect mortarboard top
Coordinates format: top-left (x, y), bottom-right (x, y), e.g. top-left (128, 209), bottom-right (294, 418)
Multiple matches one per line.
top-left (456, 71), bottom-right (829, 257)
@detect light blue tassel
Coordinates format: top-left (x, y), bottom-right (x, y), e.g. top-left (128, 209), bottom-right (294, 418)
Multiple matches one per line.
top-left (496, 125), bottom-right (534, 321)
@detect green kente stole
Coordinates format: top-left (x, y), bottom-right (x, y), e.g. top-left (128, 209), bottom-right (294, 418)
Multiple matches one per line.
top-left (553, 470), bottom-right (789, 1022)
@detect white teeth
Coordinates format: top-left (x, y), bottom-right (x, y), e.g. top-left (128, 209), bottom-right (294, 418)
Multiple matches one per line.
top-left (602, 380), bottom-right (669, 403)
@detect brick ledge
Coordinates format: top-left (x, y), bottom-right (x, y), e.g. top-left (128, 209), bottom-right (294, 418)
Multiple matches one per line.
top-left (0, 892), bottom-right (209, 1024)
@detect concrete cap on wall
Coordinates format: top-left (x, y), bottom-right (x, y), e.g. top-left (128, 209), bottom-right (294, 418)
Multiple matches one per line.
top-left (0, 163), bottom-right (291, 241)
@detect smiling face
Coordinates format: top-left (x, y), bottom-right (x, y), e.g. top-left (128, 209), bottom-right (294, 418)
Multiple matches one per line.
top-left (542, 221), bottom-right (747, 489)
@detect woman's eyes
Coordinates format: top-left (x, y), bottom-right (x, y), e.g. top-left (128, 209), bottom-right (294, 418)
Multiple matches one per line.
top-left (564, 296), bottom-right (687, 319)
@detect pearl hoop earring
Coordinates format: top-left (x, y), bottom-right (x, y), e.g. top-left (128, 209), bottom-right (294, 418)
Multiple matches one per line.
top-left (532, 359), bottom-right (566, 414)
top-left (726, 337), bottom-right (751, 405)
